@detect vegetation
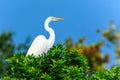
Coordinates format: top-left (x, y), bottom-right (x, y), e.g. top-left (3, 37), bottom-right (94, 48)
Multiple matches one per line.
top-left (65, 37), bottom-right (108, 72)
top-left (0, 31), bottom-right (30, 76)
top-left (2, 44), bottom-right (120, 79)
top-left (0, 32), bottom-right (14, 75)
top-left (4, 44), bottom-right (89, 79)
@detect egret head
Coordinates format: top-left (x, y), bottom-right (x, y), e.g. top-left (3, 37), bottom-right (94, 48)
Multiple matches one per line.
top-left (47, 16), bottom-right (63, 22)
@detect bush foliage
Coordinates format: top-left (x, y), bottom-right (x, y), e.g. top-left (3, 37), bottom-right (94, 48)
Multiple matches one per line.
top-left (2, 44), bottom-right (120, 79)
top-left (4, 44), bottom-right (89, 79)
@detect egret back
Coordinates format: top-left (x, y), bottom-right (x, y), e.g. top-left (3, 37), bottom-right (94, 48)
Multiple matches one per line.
top-left (26, 35), bottom-right (48, 57)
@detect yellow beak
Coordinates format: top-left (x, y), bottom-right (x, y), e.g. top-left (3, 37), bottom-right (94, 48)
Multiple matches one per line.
top-left (54, 18), bottom-right (64, 21)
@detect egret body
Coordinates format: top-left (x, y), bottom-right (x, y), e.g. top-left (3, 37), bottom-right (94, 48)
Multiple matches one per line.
top-left (26, 16), bottom-right (63, 57)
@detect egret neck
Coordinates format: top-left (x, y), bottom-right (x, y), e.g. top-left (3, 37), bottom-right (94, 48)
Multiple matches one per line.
top-left (44, 18), bottom-right (55, 48)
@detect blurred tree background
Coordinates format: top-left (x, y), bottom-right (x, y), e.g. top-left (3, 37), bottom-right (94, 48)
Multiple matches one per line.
top-left (0, 31), bottom-right (30, 76)
top-left (0, 32), bottom-right (14, 75)
top-left (0, 21), bottom-right (120, 76)
top-left (64, 21), bottom-right (120, 73)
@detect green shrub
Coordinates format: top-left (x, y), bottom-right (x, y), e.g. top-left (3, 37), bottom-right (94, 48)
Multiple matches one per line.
top-left (4, 44), bottom-right (89, 79)
top-left (3, 44), bottom-right (120, 79)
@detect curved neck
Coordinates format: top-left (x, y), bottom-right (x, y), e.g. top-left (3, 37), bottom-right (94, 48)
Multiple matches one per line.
top-left (44, 19), bottom-right (55, 45)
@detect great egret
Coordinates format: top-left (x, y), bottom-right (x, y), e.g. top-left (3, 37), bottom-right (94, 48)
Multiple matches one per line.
top-left (26, 16), bottom-right (63, 57)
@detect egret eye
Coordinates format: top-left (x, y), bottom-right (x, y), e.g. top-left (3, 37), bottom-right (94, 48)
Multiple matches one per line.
top-left (51, 18), bottom-right (55, 20)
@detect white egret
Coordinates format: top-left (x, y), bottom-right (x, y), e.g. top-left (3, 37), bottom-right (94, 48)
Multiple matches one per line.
top-left (26, 16), bottom-right (63, 57)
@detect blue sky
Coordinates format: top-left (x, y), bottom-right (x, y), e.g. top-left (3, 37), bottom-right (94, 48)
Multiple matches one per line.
top-left (0, 0), bottom-right (120, 69)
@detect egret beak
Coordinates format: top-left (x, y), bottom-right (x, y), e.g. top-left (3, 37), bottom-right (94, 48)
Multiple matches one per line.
top-left (54, 18), bottom-right (64, 21)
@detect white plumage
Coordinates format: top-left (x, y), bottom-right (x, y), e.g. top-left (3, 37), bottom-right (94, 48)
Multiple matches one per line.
top-left (26, 16), bottom-right (63, 57)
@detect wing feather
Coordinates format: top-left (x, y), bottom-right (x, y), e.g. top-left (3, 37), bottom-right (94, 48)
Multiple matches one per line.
top-left (26, 35), bottom-right (48, 56)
